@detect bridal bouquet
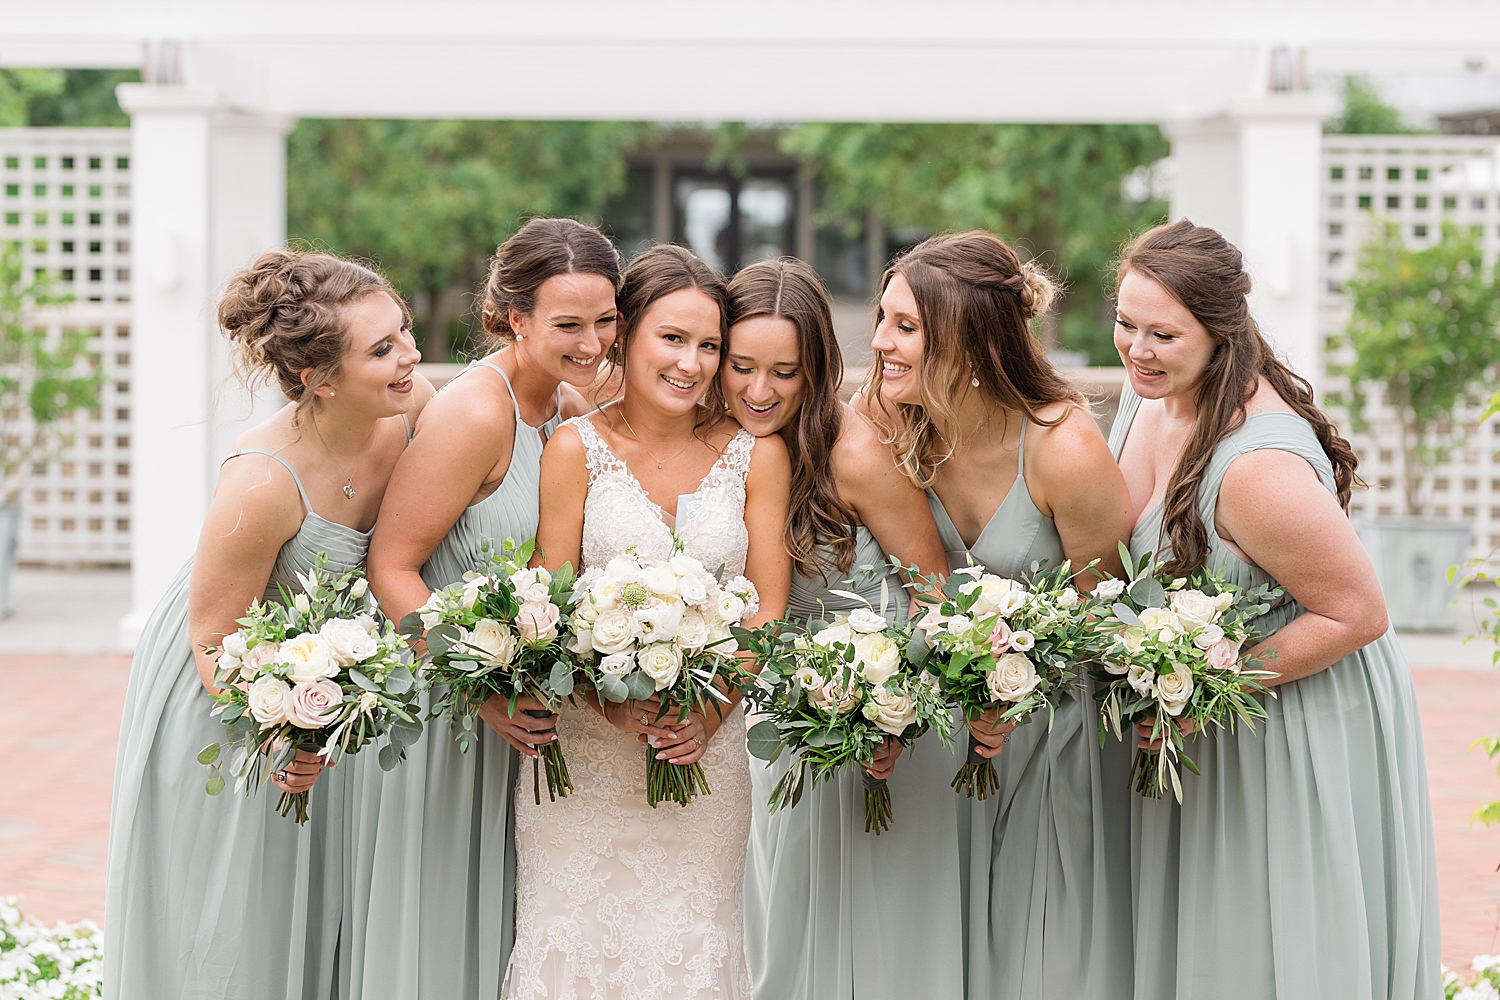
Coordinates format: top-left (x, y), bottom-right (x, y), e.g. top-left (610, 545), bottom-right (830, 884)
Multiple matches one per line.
top-left (199, 557), bottom-right (421, 824)
top-left (405, 538), bottom-right (580, 803)
top-left (899, 560), bottom-right (1099, 798)
top-left (1091, 544), bottom-right (1281, 801)
top-left (569, 548), bottom-right (758, 807)
top-left (741, 605), bottom-right (954, 833)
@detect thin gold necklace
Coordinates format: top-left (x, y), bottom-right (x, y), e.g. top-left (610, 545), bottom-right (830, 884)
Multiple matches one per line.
top-left (312, 413), bottom-right (377, 500)
top-left (617, 409), bottom-right (696, 470)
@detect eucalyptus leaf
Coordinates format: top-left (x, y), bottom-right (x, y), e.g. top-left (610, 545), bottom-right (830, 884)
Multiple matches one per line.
top-left (379, 742), bottom-right (400, 771)
top-left (549, 661), bottom-right (575, 698)
top-left (229, 745), bottom-right (250, 778)
top-left (205, 774), bottom-right (225, 796)
top-left (197, 743), bottom-right (221, 765)
top-left (427, 623), bottom-right (463, 657)
top-left (803, 728), bottom-right (841, 748)
top-left (349, 669), bottom-right (378, 692)
top-left (1113, 602), bottom-right (1142, 627)
top-left (904, 629), bottom-right (930, 666)
top-left (390, 718), bottom-right (423, 747)
top-left (746, 720), bottom-right (784, 761)
top-left (399, 611), bottom-right (427, 640)
top-left (1128, 576), bottom-right (1167, 609)
top-left (598, 673), bottom-right (629, 703)
top-left (625, 670), bottom-right (656, 701)
top-left (387, 665), bottom-right (415, 695)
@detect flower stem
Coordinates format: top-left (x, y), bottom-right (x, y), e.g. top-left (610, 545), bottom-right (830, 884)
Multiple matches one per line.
top-left (276, 790), bottom-right (311, 825)
top-left (1130, 747), bottom-right (1166, 799)
top-left (950, 732), bottom-right (1000, 799)
top-left (861, 770), bottom-right (893, 834)
top-left (647, 756), bottom-right (710, 807)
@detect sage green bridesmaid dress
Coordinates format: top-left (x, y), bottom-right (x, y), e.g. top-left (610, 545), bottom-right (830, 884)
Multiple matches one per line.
top-left (346, 361), bottom-right (558, 1000)
top-left (744, 529), bottom-right (968, 1000)
top-left (106, 450), bottom-right (373, 1000)
top-left (928, 417), bottom-right (1135, 1000)
top-left (1108, 387), bottom-right (1441, 1000)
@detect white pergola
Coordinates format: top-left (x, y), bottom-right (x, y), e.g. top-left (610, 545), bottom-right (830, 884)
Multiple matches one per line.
top-left (5, 0), bottom-right (1500, 637)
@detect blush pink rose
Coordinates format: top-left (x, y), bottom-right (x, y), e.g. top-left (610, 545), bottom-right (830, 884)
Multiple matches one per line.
top-left (516, 600), bottom-right (562, 642)
top-left (286, 678), bottom-right (344, 729)
top-left (987, 620), bottom-right (1013, 656)
top-left (1205, 639), bottom-right (1240, 673)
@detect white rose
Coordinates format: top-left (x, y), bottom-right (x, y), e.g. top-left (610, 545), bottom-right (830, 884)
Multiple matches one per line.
top-left (846, 608), bottom-right (888, 634)
top-left (914, 609), bottom-right (949, 641)
top-left (602, 556), bottom-right (637, 581)
top-left (248, 674), bottom-right (292, 726)
top-left (319, 618), bottom-right (380, 667)
top-left (282, 634), bottom-right (336, 684)
top-left (1093, 579), bottom-right (1126, 600)
top-left (670, 553), bottom-right (709, 580)
top-left (715, 590), bottom-right (747, 625)
top-left (222, 631), bottom-right (249, 658)
top-left (854, 632), bottom-right (901, 685)
top-left (1192, 622), bottom-right (1226, 650)
top-left (1156, 665), bottom-right (1195, 717)
top-left (632, 600), bottom-right (683, 645)
top-left (587, 579), bottom-right (620, 613)
top-left (590, 608), bottom-right (636, 655)
top-left (792, 664), bottom-right (821, 690)
top-left (945, 614), bottom-right (973, 637)
top-left (598, 651), bottom-right (635, 678)
top-left (678, 573), bottom-right (708, 605)
top-left (1139, 607), bottom-right (1184, 637)
top-left (1212, 592), bottom-right (1235, 613)
top-left (638, 643), bottom-right (683, 691)
top-left (963, 575), bottom-right (1020, 617)
top-left (351, 612), bottom-right (379, 636)
top-left (641, 566), bottom-right (681, 597)
top-left (1055, 587), bottom-right (1079, 609)
top-left (466, 618), bottom-right (518, 665)
top-left (808, 675), bottom-right (860, 714)
top-left (1127, 664), bottom-right (1157, 698)
top-left (986, 652), bottom-right (1040, 703)
top-left (811, 622), bottom-right (854, 649)
top-left (1116, 627), bottom-right (1148, 656)
top-left (217, 652), bottom-right (242, 679)
top-left (1009, 630), bottom-right (1036, 652)
top-left (706, 621), bottom-right (739, 655)
top-left (1169, 589), bottom-right (1221, 628)
top-left (674, 609), bottom-right (711, 652)
top-left (569, 628), bottom-right (594, 655)
top-left (508, 567), bottom-right (553, 604)
top-left (868, 685), bottom-right (918, 736)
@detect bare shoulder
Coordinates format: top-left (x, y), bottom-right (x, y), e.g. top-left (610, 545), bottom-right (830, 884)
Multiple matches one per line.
top-left (408, 371), bottom-right (437, 415)
top-left (415, 364), bottom-right (515, 437)
top-left (1219, 445), bottom-right (1324, 502)
top-left (542, 420), bottom-right (587, 462)
top-left (1243, 376), bottom-right (1297, 417)
top-left (832, 404), bottom-right (896, 483)
top-left (1028, 403), bottom-right (1108, 461)
top-left (212, 448), bottom-right (308, 534)
top-left (557, 383), bottom-right (597, 420)
top-left (746, 424), bottom-right (790, 476)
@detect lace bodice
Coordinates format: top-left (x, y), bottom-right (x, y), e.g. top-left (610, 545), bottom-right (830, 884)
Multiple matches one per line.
top-left (567, 415), bottom-right (754, 577)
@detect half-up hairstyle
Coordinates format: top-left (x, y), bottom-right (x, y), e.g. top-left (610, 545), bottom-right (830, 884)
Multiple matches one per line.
top-left (218, 247), bottom-right (407, 414)
top-left (727, 258), bottom-right (857, 579)
top-left (480, 217), bottom-right (623, 348)
top-left (1116, 218), bottom-right (1361, 576)
top-left (610, 244), bottom-right (730, 436)
top-left (860, 230), bottom-right (1081, 488)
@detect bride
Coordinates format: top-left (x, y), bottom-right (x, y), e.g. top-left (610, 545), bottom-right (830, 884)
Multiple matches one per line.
top-left (503, 244), bottom-right (792, 999)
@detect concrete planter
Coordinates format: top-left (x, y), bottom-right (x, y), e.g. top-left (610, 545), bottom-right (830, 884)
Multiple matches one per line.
top-left (0, 503), bottom-right (17, 618)
top-left (1356, 516), bottom-right (1472, 632)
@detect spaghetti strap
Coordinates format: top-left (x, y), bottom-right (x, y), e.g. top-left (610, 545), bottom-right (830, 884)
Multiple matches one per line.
top-left (471, 360), bottom-right (521, 415)
top-left (400, 412), bottom-right (413, 444)
top-left (221, 448), bottom-right (313, 515)
top-left (1016, 416), bottom-right (1029, 478)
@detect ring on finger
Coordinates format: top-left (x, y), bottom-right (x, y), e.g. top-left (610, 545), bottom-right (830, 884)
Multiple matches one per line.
top-left (276, 769), bottom-right (288, 782)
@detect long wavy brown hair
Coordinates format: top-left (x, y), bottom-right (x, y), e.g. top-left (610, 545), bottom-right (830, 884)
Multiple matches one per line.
top-left (1117, 219), bottom-right (1362, 575)
top-left (860, 230), bottom-right (1082, 488)
top-left (727, 258), bottom-right (857, 579)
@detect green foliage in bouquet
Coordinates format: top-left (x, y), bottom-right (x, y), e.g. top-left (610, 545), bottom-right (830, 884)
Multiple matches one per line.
top-left (404, 538), bottom-right (579, 803)
top-left (198, 556), bottom-right (421, 824)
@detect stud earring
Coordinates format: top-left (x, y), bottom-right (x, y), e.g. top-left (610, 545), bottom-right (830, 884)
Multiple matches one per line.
top-left (971, 376), bottom-right (980, 388)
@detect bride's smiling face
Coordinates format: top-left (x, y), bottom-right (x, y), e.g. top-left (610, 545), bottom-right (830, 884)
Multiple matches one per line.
top-left (622, 287), bottom-right (724, 417)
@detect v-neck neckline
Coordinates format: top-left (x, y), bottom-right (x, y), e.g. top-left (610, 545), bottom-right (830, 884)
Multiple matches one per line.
top-left (588, 416), bottom-right (743, 526)
top-left (930, 470), bottom-right (1027, 553)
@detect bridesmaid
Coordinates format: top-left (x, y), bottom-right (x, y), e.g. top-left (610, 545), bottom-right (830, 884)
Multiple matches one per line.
top-left (859, 231), bottom-right (1136, 1000)
top-left (105, 248), bottom-right (426, 999)
top-left (353, 218), bottom-right (621, 1000)
top-left (726, 258), bottom-right (960, 1000)
top-left (1108, 219), bottom-right (1440, 999)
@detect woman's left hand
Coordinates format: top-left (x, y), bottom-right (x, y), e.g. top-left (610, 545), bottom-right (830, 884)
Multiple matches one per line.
top-left (645, 710), bottom-right (719, 765)
top-left (1134, 715), bottom-right (1195, 751)
top-left (866, 736), bottom-right (904, 780)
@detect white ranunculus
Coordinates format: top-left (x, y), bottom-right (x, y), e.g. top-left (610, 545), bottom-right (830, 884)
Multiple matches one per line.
top-left (854, 632), bottom-right (900, 684)
top-left (632, 600), bottom-right (683, 645)
top-left (1055, 587), bottom-right (1079, 609)
top-left (1093, 579), bottom-right (1126, 600)
top-left (1156, 664), bottom-right (1194, 717)
top-left (792, 664), bottom-right (821, 690)
top-left (678, 573), bottom-right (708, 605)
top-left (670, 553), bottom-right (709, 580)
top-left (1009, 629), bottom-right (1036, 652)
top-left (1139, 607), bottom-right (1184, 637)
top-left (945, 614), bottom-right (974, 637)
top-left (467, 618), bottom-right (518, 665)
top-left (674, 609), bottom-right (711, 652)
top-left (248, 674), bottom-right (292, 725)
top-left (319, 617), bottom-right (380, 667)
top-left (715, 590), bottom-right (747, 625)
top-left (868, 685), bottom-right (918, 736)
top-left (811, 622), bottom-right (854, 649)
top-left (598, 651), bottom-right (635, 678)
top-left (1169, 589), bottom-right (1221, 628)
top-left (1127, 664), bottom-right (1157, 698)
top-left (638, 643), bottom-right (683, 691)
top-left (282, 634), bottom-right (337, 684)
top-left (986, 652), bottom-right (1040, 703)
top-left (222, 631), bottom-right (249, 658)
top-left (641, 566), bottom-right (681, 597)
top-left (1192, 622), bottom-right (1226, 650)
top-left (590, 608), bottom-right (636, 655)
top-left (846, 608), bottom-right (888, 634)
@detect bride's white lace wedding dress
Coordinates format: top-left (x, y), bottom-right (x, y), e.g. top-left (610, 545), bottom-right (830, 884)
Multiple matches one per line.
top-left (501, 415), bottom-right (756, 1000)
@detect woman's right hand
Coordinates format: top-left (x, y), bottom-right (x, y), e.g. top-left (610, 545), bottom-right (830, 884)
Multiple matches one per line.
top-left (478, 693), bottom-right (560, 758)
top-left (271, 748), bottom-right (327, 795)
top-left (967, 707), bottom-right (1018, 759)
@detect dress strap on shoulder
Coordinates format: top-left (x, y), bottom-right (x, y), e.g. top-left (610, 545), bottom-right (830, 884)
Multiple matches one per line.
top-left (724, 428), bottom-right (756, 481)
top-left (1016, 416), bottom-right (1029, 478)
top-left (400, 412), bottom-right (413, 444)
top-left (221, 448), bottom-right (313, 515)
top-left (564, 415), bottom-right (628, 481)
top-left (471, 359), bottom-right (520, 413)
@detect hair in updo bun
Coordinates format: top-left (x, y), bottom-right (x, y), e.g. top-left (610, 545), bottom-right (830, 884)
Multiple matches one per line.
top-left (479, 218), bottom-right (622, 347)
top-left (859, 229), bottom-right (1079, 489)
top-left (218, 247), bottom-right (406, 409)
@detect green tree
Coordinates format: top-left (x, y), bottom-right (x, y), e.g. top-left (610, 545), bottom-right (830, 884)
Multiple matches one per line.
top-left (0, 70), bottom-right (66, 127)
top-left (1325, 76), bottom-right (1424, 135)
top-left (781, 123), bottom-right (1170, 363)
top-left (1329, 221), bottom-right (1500, 515)
top-left (287, 119), bottom-right (651, 359)
top-left (24, 69), bottom-right (139, 126)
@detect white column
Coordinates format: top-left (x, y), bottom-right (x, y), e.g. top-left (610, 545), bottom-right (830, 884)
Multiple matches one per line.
top-left (1165, 92), bottom-right (1336, 389)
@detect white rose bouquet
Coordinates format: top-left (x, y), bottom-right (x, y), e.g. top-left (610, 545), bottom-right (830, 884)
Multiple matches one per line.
top-left (568, 547), bottom-right (758, 807)
top-left (404, 538), bottom-right (580, 804)
top-left (198, 556), bottom-right (421, 824)
top-left (897, 558), bottom-right (1100, 798)
top-left (739, 602), bottom-right (954, 834)
top-left (1090, 543), bottom-right (1282, 801)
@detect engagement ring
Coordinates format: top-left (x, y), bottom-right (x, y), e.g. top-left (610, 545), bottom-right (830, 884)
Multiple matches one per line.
top-left (276, 770), bottom-right (288, 782)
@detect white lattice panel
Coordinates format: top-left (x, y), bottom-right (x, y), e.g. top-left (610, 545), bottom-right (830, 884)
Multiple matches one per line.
top-left (1321, 135), bottom-right (1500, 559)
top-left (2, 127), bottom-right (132, 565)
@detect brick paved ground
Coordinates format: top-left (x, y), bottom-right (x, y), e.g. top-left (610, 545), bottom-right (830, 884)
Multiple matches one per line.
top-left (0, 651), bottom-right (1497, 969)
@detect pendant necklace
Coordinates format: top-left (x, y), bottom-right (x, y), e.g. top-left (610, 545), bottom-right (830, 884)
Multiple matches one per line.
top-left (313, 414), bottom-right (376, 500)
top-left (618, 410), bottom-right (695, 470)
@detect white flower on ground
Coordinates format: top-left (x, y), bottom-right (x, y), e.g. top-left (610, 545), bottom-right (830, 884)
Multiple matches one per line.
top-left (287, 678), bottom-right (345, 729)
top-left (867, 685), bottom-right (918, 736)
top-left (248, 674), bottom-right (292, 725)
top-left (1156, 664), bottom-right (1194, 716)
top-left (590, 608), bottom-right (636, 655)
top-left (854, 632), bottom-right (900, 684)
top-left (986, 652), bottom-right (1040, 703)
top-left (1127, 664), bottom-right (1157, 698)
top-left (1093, 579), bottom-right (1126, 600)
top-left (638, 643), bottom-right (683, 690)
top-left (320, 617), bottom-right (380, 667)
top-left (282, 634), bottom-right (336, 684)
top-left (467, 618), bottom-right (518, 664)
top-left (846, 608), bottom-right (887, 633)
top-left (1169, 589), bottom-right (1221, 628)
